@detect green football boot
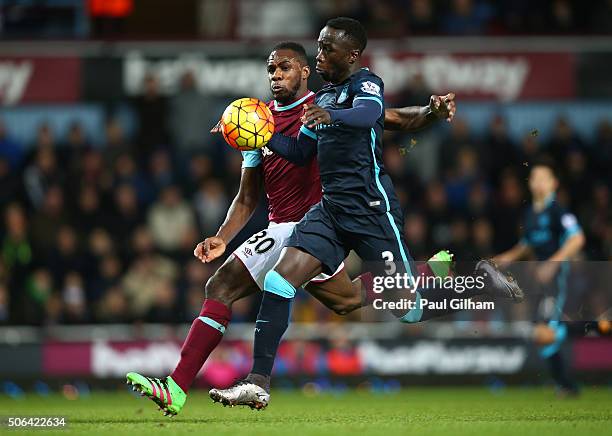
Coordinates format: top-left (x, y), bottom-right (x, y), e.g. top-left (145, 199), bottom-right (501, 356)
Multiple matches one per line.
top-left (427, 249), bottom-right (454, 278)
top-left (126, 372), bottom-right (186, 416)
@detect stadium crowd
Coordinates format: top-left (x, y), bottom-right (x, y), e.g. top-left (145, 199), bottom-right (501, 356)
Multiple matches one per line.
top-left (0, 72), bottom-right (611, 326)
top-left (233, 0), bottom-right (612, 39)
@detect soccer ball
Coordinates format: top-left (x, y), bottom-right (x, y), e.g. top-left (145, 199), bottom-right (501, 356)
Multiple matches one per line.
top-left (220, 98), bottom-right (275, 151)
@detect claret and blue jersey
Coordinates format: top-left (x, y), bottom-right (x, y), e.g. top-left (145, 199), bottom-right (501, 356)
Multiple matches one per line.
top-left (300, 68), bottom-right (401, 216)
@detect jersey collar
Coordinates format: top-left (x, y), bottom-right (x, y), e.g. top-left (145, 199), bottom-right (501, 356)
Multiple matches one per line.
top-left (273, 90), bottom-right (314, 112)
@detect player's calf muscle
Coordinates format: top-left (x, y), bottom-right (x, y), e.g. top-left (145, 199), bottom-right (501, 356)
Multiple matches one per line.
top-left (205, 255), bottom-right (256, 305)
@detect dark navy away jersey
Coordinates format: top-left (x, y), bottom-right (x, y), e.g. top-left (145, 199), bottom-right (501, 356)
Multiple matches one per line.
top-left (301, 68), bottom-right (400, 215)
top-left (521, 195), bottom-right (582, 260)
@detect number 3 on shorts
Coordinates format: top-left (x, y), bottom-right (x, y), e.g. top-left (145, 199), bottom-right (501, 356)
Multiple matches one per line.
top-left (382, 250), bottom-right (396, 275)
top-left (246, 230), bottom-right (275, 254)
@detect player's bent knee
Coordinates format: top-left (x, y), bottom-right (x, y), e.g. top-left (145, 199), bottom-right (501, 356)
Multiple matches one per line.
top-left (263, 270), bottom-right (296, 299)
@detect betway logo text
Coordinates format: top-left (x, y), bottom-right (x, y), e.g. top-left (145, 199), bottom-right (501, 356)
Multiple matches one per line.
top-left (92, 341), bottom-right (181, 377)
top-left (358, 341), bottom-right (527, 374)
top-left (124, 52), bottom-right (269, 97)
top-left (371, 54), bottom-right (529, 101)
top-left (0, 61), bottom-right (33, 105)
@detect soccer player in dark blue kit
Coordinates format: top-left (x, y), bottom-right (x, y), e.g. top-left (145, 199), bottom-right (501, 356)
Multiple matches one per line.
top-left (212, 17), bottom-right (522, 408)
top-left (495, 158), bottom-right (586, 396)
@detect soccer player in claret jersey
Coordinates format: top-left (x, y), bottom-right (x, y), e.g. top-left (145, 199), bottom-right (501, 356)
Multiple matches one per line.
top-left (125, 40), bottom-right (459, 416)
top-left (212, 17), bottom-right (523, 409)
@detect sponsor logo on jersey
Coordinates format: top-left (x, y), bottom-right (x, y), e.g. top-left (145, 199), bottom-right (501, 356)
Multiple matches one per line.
top-left (261, 146), bottom-right (273, 157)
top-left (242, 247), bottom-right (253, 257)
top-left (360, 81), bottom-right (381, 97)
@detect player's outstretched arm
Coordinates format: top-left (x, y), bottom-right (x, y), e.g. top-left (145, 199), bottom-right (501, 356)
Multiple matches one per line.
top-left (384, 93), bottom-right (456, 131)
top-left (493, 242), bottom-right (531, 267)
top-left (194, 166), bottom-right (263, 263)
top-left (265, 129), bottom-right (317, 166)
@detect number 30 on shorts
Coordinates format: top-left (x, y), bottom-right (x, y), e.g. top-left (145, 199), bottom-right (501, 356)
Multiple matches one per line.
top-left (246, 230), bottom-right (275, 254)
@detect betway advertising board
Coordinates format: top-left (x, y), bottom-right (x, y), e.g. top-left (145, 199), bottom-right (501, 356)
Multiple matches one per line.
top-left (120, 51), bottom-right (575, 101)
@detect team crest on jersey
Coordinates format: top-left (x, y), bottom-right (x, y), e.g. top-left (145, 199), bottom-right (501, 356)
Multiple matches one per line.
top-left (360, 81), bottom-right (381, 97)
top-left (337, 85), bottom-right (349, 104)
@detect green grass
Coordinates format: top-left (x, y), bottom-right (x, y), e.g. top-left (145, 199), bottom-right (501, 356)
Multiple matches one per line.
top-left (2, 387), bottom-right (611, 435)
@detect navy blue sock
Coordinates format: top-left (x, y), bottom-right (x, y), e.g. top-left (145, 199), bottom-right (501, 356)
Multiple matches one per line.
top-left (251, 291), bottom-right (292, 377)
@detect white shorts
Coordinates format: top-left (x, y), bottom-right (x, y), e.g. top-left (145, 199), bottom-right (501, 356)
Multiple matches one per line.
top-left (233, 222), bottom-right (345, 290)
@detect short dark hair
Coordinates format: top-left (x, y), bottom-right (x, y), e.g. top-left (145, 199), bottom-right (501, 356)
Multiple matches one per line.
top-left (531, 155), bottom-right (559, 179)
top-left (326, 17), bottom-right (367, 53)
top-left (272, 41), bottom-right (308, 65)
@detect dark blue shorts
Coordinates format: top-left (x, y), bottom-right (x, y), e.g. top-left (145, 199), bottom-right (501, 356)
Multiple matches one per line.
top-left (287, 199), bottom-right (415, 276)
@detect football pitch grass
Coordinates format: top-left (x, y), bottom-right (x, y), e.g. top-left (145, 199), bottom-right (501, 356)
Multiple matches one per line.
top-left (2, 387), bottom-right (611, 435)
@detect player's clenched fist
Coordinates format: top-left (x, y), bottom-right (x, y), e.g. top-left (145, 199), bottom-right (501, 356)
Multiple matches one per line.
top-left (429, 93), bottom-right (456, 122)
top-left (193, 236), bottom-right (227, 263)
top-left (301, 103), bottom-right (331, 128)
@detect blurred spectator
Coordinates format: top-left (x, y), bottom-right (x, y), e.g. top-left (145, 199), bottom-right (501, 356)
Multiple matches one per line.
top-left (397, 73), bottom-right (432, 108)
top-left (102, 118), bottom-right (131, 165)
top-left (132, 73), bottom-right (169, 157)
top-left (590, 0), bottom-right (612, 33)
top-left (0, 283), bottom-right (8, 323)
top-left (90, 254), bottom-right (123, 303)
top-left (148, 185), bottom-right (197, 254)
top-left (403, 212), bottom-right (429, 260)
top-left (30, 185), bottom-right (69, 255)
top-left (425, 180), bottom-right (452, 248)
top-left (148, 149), bottom-right (175, 196)
top-left (0, 158), bottom-right (22, 209)
top-left (112, 153), bottom-right (152, 205)
top-left (442, 0), bottom-right (493, 35)
top-left (548, 0), bottom-right (578, 33)
top-left (485, 115), bottom-right (522, 185)
top-left (193, 179), bottom-right (229, 236)
top-left (47, 226), bottom-right (85, 288)
top-left (96, 285), bottom-right (130, 323)
top-left (364, 0), bottom-right (405, 37)
top-left (565, 150), bottom-right (593, 211)
top-left (472, 217), bottom-right (495, 258)
top-left (23, 269), bottom-right (54, 325)
top-left (0, 119), bottom-right (23, 170)
top-left (23, 146), bottom-right (63, 210)
top-left (592, 120), bottom-right (612, 183)
top-left (145, 280), bottom-right (180, 323)
top-left (61, 272), bottom-right (89, 323)
top-left (491, 170), bottom-right (525, 251)
top-left (169, 70), bottom-right (214, 156)
top-left (108, 184), bottom-right (145, 253)
top-left (62, 121), bottom-right (91, 171)
top-left (407, 0), bottom-right (437, 34)
top-left (30, 123), bottom-right (55, 150)
top-left (445, 147), bottom-right (480, 212)
top-left (545, 117), bottom-right (584, 171)
top-left (74, 185), bottom-right (106, 237)
top-left (2, 204), bottom-right (33, 323)
top-left (122, 227), bottom-right (178, 317)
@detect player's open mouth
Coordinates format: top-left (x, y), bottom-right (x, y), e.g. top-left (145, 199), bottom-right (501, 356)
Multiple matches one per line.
top-left (271, 85), bottom-right (284, 92)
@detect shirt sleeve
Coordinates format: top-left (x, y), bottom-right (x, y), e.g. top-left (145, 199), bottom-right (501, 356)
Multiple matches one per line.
top-left (265, 129), bottom-right (317, 166)
top-left (560, 212), bottom-right (582, 240)
top-left (241, 150), bottom-right (262, 168)
top-left (327, 98), bottom-right (382, 128)
top-left (352, 74), bottom-right (384, 112)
